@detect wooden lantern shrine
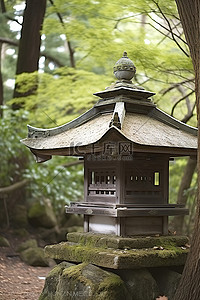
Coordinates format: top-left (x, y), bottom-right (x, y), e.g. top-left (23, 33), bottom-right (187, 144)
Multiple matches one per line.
top-left (22, 52), bottom-right (197, 237)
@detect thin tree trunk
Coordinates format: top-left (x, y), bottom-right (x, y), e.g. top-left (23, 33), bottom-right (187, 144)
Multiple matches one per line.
top-left (0, 0), bottom-right (6, 13)
top-left (173, 158), bottom-right (196, 234)
top-left (13, 0), bottom-right (46, 104)
top-left (48, 0), bottom-right (75, 68)
top-left (0, 0), bottom-right (6, 116)
top-left (0, 43), bottom-right (3, 117)
top-left (174, 1), bottom-right (200, 299)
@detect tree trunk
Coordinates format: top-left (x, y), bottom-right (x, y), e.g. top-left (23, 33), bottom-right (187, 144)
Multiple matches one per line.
top-left (172, 158), bottom-right (196, 234)
top-left (173, 1), bottom-right (200, 299)
top-left (0, 0), bottom-right (6, 116)
top-left (13, 0), bottom-right (46, 104)
top-left (0, 42), bottom-right (3, 117)
top-left (0, 0), bottom-right (6, 13)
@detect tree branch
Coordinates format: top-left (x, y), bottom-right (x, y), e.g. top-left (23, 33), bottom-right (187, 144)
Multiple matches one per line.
top-left (5, 16), bottom-right (22, 25)
top-left (41, 51), bottom-right (65, 67)
top-left (171, 90), bottom-right (194, 117)
top-left (0, 37), bottom-right (18, 47)
top-left (0, 179), bottom-right (29, 196)
top-left (151, 0), bottom-right (189, 57)
top-left (181, 103), bottom-right (196, 123)
top-left (0, 37), bottom-right (65, 68)
top-left (161, 78), bottom-right (195, 96)
top-left (62, 160), bottom-right (83, 168)
top-left (48, 0), bottom-right (75, 68)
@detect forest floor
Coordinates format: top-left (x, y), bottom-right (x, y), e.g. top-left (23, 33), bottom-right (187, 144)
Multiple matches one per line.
top-left (0, 231), bottom-right (52, 300)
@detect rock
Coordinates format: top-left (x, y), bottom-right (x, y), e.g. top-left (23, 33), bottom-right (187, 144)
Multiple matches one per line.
top-left (150, 268), bottom-right (181, 300)
top-left (13, 228), bottom-right (30, 238)
top-left (57, 226), bottom-right (83, 242)
top-left (44, 241), bottom-right (188, 270)
top-left (11, 205), bottom-right (28, 228)
top-left (39, 263), bottom-right (130, 300)
top-left (28, 199), bottom-right (57, 229)
top-left (67, 225), bottom-right (83, 233)
top-left (63, 214), bottom-right (83, 228)
top-left (117, 268), bottom-right (159, 300)
top-left (17, 239), bottom-right (38, 253)
top-left (20, 247), bottom-right (49, 267)
top-left (55, 263), bottom-right (130, 300)
top-left (39, 262), bottom-right (75, 300)
top-left (39, 226), bottom-right (60, 243)
top-left (67, 232), bottom-right (188, 250)
top-left (0, 235), bottom-right (10, 247)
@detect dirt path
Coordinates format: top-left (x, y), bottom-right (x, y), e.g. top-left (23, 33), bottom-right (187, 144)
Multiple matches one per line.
top-left (0, 234), bottom-right (52, 300)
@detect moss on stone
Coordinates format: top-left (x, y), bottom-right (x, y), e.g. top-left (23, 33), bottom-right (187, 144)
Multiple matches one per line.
top-left (67, 232), bottom-right (188, 250)
top-left (20, 247), bottom-right (49, 267)
top-left (94, 271), bottom-right (130, 300)
top-left (63, 263), bottom-right (88, 278)
top-left (17, 239), bottom-right (38, 253)
top-left (39, 262), bottom-right (75, 300)
top-left (62, 263), bottom-right (89, 284)
top-left (45, 241), bottom-right (188, 270)
top-left (54, 263), bottom-right (129, 300)
top-left (13, 228), bottom-right (30, 238)
top-left (98, 274), bottom-right (125, 291)
top-left (0, 235), bottom-right (10, 247)
top-left (28, 202), bottom-right (45, 218)
top-left (28, 200), bottom-right (57, 229)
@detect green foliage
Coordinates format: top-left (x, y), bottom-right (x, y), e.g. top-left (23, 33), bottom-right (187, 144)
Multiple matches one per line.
top-left (0, 107), bottom-right (29, 185)
top-left (169, 158), bottom-right (197, 237)
top-left (24, 157), bottom-right (84, 215)
top-left (11, 69), bottom-right (112, 126)
top-left (0, 0), bottom-right (197, 232)
top-left (0, 106), bottom-right (84, 215)
top-left (169, 158), bottom-right (197, 204)
top-left (16, 0), bottom-right (194, 126)
top-left (169, 158), bottom-right (186, 205)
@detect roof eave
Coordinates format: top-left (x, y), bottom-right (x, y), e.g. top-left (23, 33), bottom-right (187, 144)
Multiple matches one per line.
top-left (27, 126), bottom-right (197, 162)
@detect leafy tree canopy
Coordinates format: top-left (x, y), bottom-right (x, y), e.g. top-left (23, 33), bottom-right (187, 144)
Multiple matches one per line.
top-left (0, 0), bottom-right (197, 219)
top-left (2, 0), bottom-right (195, 126)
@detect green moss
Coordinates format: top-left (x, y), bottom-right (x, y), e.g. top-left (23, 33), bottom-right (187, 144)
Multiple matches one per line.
top-left (13, 228), bottom-right (29, 238)
top-left (39, 262), bottom-right (75, 300)
top-left (0, 235), bottom-right (10, 247)
top-left (63, 263), bottom-right (88, 279)
top-left (28, 202), bottom-right (45, 218)
top-left (62, 263), bottom-right (93, 289)
top-left (67, 232), bottom-right (188, 250)
top-left (99, 275), bottom-right (125, 290)
top-left (20, 247), bottom-right (49, 267)
top-left (28, 200), bottom-right (57, 229)
top-left (45, 241), bottom-right (187, 270)
top-left (96, 273), bottom-right (128, 300)
top-left (17, 239), bottom-right (38, 253)
top-left (48, 262), bottom-right (73, 277)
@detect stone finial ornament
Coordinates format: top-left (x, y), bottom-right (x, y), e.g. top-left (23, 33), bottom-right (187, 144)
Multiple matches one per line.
top-left (113, 51), bottom-right (136, 81)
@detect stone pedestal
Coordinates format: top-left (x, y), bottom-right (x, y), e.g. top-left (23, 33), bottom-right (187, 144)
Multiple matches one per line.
top-left (40, 233), bottom-right (189, 300)
top-left (45, 232), bottom-right (188, 269)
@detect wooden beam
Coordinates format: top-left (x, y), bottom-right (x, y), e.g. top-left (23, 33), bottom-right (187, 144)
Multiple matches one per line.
top-left (109, 102), bottom-right (126, 129)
